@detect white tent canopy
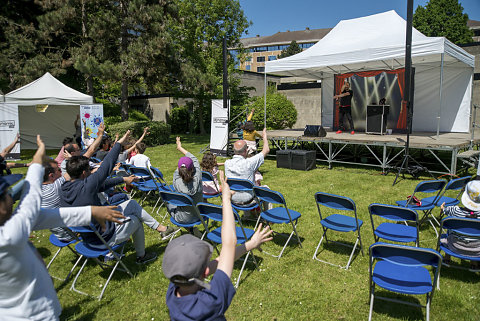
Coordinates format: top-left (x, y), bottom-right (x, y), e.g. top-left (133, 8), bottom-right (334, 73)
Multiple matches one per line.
top-left (3, 72), bottom-right (93, 148)
top-left (266, 10), bottom-right (474, 133)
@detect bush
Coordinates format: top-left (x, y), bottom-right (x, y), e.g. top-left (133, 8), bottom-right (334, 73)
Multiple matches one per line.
top-left (97, 98), bottom-right (121, 117)
top-left (169, 106), bottom-right (190, 134)
top-left (248, 88), bottom-right (297, 129)
top-left (107, 120), bottom-right (171, 146)
top-left (129, 109), bottom-right (150, 121)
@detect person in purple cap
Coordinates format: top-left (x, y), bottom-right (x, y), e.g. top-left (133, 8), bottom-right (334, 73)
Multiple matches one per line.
top-left (167, 137), bottom-right (203, 224)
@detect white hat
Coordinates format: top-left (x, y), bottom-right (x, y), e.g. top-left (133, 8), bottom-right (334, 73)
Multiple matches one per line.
top-left (461, 181), bottom-right (480, 211)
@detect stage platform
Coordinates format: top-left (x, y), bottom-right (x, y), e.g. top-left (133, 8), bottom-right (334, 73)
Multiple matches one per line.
top-left (266, 129), bottom-right (480, 176)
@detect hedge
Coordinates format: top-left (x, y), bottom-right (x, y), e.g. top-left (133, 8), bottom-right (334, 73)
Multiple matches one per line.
top-left (107, 120), bottom-right (171, 146)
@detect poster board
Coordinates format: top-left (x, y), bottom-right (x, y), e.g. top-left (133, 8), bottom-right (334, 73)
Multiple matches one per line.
top-left (0, 103), bottom-right (20, 159)
top-left (209, 100), bottom-right (229, 156)
top-left (80, 104), bottom-right (104, 148)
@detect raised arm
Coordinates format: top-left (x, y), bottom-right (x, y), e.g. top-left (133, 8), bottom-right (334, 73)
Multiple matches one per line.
top-left (74, 114), bottom-right (80, 129)
top-left (1, 133), bottom-right (20, 158)
top-left (176, 136), bottom-right (189, 155)
top-left (83, 123), bottom-right (105, 158)
top-left (126, 127), bottom-right (149, 154)
top-left (260, 128), bottom-right (270, 158)
top-left (247, 108), bottom-right (255, 121)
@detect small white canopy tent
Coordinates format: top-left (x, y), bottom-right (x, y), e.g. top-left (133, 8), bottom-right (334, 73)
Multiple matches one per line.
top-left (3, 72), bottom-right (93, 148)
top-left (265, 10), bottom-right (475, 133)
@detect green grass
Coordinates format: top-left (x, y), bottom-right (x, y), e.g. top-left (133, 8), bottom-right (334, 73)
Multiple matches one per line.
top-left (12, 135), bottom-right (480, 320)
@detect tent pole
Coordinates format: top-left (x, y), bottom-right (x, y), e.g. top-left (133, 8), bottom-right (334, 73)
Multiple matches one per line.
top-left (264, 70), bottom-right (267, 128)
top-left (436, 53), bottom-right (444, 139)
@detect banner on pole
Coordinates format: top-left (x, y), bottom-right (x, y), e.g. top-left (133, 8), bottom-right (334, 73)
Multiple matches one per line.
top-left (0, 103), bottom-right (20, 160)
top-left (80, 104), bottom-right (104, 148)
top-left (210, 100), bottom-right (229, 156)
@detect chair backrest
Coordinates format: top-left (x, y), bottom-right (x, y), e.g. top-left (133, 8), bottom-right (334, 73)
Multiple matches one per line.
top-left (197, 202), bottom-right (240, 222)
top-left (315, 192), bottom-right (355, 211)
top-left (90, 157), bottom-right (101, 163)
top-left (160, 190), bottom-right (208, 228)
top-left (71, 224), bottom-right (114, 251)
top-left (440, 216), bottom-right (480, 238)
top-left (444, 176), bottom-right (471, 192)
top-left (253, 186), bottom-right (286, 205)
top-left (369, 203), bottom-right (418, 222)
top-left (150, 166), bottom-right (166, 182)
top-left (370, 242), bottom-right (442, 268)
top-left (202, 171), bottom-right (220, 192)
top-left (129, 166), bottom-right (153, 179)
top-left (120, 163), bottom-right (132, 173)
top-left (226, 177), bottom-right (255, 192)
top-left (414, 179), bottom-right (446, 194)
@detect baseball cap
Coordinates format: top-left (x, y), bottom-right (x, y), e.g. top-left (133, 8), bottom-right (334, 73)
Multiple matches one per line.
top-left (0, 174), bottom-right (23, 196)
top-left (461, 181), bottom-right (480, 211)
top-left (162, 234), bottom-right (213, 290)
top-left (178, 156), bottom-right (193, 171)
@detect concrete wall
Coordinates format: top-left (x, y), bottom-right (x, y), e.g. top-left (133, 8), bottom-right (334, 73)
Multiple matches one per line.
top-left (129, 96), bottom-right (194, 123)
top-left (278, 87), bottom-right (322, 128)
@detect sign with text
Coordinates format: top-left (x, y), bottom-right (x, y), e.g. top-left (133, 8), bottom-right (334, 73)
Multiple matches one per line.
top-left (0, 103), bottom-right (20, 159)
top-left (209, 100), bottom-right (229, 156)
top-left (80, 104), bottom-right (104, 148)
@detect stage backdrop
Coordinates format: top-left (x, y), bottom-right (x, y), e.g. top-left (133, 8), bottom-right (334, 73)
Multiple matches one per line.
top-left (80, 104), bottom-right (104, 147)
top-left (333, 69), bottom-right (405, 132)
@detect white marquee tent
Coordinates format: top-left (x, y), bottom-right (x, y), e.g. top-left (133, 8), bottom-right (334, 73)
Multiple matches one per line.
top-left (3, 72), bottom-right (93, 148)
top-left (265, 10), bottom-right (475, 133)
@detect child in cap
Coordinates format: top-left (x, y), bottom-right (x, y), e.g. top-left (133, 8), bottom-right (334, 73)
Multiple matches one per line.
top-left (441, 180), bottom-right (480, 268)
top-left (162, 171), bottom-right (273, 321)
top-left (167, 137), bottom-right (203, 224)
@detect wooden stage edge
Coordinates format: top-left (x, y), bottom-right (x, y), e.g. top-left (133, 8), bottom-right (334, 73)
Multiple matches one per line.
top-left (266, 129), bottom-right (479, 150)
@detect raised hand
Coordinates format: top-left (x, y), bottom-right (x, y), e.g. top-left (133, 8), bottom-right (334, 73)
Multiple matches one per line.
top-left (91, 206), bottom-right (126, 230)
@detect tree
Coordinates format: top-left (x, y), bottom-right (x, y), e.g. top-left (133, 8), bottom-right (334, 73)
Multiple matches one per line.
top-left (174, 0), bottom-right (250, 134)
top-left (413, 0), bottom-right (473, 44)
top-left (277, 40), bottom-right (302, 59)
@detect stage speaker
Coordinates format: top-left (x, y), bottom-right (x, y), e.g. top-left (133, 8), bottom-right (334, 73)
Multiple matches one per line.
top-left (291, 150), bottom-right (316, 171)
top-left (304, 125), bottom-right (326, 137)
top-left (366, 105), bottom-right (389, 134)
top-left (276, 150), bottom-right (291, 169)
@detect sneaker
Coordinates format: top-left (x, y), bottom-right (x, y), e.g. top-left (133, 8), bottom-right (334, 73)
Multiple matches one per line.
top-left (104, 251), bottom-right (124, 263)
top-left (336, 130), bottom-right (342, 134)
top-left (160, 226), bottom-right (177, 240)
top-left (351, 131), bottom-right (355, 135)
top-left (136, 251), bottom-right (158, 264)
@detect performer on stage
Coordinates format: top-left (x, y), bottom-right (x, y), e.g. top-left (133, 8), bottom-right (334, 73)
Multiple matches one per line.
top-left (334, 81), bottom-right (355, 135)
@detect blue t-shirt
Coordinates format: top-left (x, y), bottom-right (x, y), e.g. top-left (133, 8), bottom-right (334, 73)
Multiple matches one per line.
top-left (166, 269), bottom-right (236, 321)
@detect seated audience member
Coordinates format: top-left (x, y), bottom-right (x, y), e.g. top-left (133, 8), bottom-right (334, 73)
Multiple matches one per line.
top-left (166, 137), bottom-right (203, 224)
top-left (128, 142), bottom-right (151, 169)
top-left (0, 133), bottom-right (29, 175)
top-left (54, 137), bottom-right (74, 167)
top-left (61, 123), bottom-right (106, 174)
top-left (162, 172), bottom-right (273, 321)
top-left (60, 130), bottom-right (175, 264)
top-left (95, 136), bottom-right (112, 161)
top-left (225, 128), bottom-right (269, 205)
top-left (441, 180), bottom-right (480, 269)
top-left (200, 152), bottom-right (223, 195)
top-left (0, 135), bottom-right (125, 320)
top-left (42, 159), bottom-right (77, 242)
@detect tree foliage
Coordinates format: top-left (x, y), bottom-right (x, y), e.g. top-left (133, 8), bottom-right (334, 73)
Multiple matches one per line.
top-left (277, 40), bottom-right (302, 59)
top-left (413, 0), bottom-right (473, 44)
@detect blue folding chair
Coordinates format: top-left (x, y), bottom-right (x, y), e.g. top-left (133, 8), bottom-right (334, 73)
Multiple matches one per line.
top-left (396, 180), bottom-right (447, 237)
top-left (46, 233), bottom-right (80, 283)
top-left (159, 190), bottom-right (209, 240)
top-left (313, 192), bottom-right (363, 269)
top-left (427, 176), bottom-right (471, 220)
top-left (90, 157), bottom-right (101, 163)
top-left (368, 243), bottom-right (442, 321)
top-left (197, 202), bottom-right (257, 288)
top-left (253, 186), bottom-right (302, 259)
top-left (227, 178), bottom-right (261, 219)
top-left (436, 217), bottom-right (480, 289)
top-left (202, 171), bottom-right (221, 200)
top-left (129, 166), bottom-right (159, 204)
top-left (369, 203), bottom-right (419, 246)
top-left (148, 166), bottom-right (175, 215)
top-left (69, 225), bottom-right (133, 300)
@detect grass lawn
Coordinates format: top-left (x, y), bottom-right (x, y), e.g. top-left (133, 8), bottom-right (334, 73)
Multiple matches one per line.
top-left (11, 134), bottom-right (480, 320)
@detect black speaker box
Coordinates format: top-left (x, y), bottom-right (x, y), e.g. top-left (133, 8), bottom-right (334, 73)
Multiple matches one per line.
top-left (276, 150), bottom-right (291, 169)
top-left (291, 150), bottom-right (316, 171)
top-left (304, 125), bottom-right (326, 137)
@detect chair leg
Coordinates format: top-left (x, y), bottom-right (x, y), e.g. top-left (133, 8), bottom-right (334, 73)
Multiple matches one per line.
top-left (47, 247), bottom-right (62, 270)
top-left (368, 290), bottom-right (375, 321)
top-left (277, 230), bottom-right (295, 259)
top-left (345, 237), bottom-right (360, 270)
top-left (426, 294), bottom-right (430, 321)
top-left (235, 250), bottom-right (253, 288)
top-left (312, 233), bottom-right (326, 260)
top-left (70, 256), bottom-right (89, 295)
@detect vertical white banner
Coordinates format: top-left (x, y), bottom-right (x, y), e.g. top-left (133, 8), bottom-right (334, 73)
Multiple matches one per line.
top-left (210, 100), bottom-right (229, 156)
top-left (0, 103), bottom-right (20, 159)
top-left (80, 104), bottom-right (104, 148)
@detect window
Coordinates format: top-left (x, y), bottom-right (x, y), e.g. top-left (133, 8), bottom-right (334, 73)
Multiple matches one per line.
top-left (300, 42), bottom-right (314, 49)
top-left (257, 66), bottom-right (265, 72)
top-left (246, 56), bottom-right (252, 62)
top-left (267, 45), bottom-right (279, 51)
top-left (255, 46), bottom-right (267, 52)
top-left (257, 56), bottom-right (265, 62)
top-left (268, 55), bottom-right (276, 61)
top-left (245, 65), bottom-right (251, 71)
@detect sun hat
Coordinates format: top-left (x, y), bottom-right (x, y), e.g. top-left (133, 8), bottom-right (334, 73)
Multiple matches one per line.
top-left (178, 156), bottom-right (193, 171)
top-left (461, 181), bottom-right (480, 211)
top-left (0, 174), bottom-right (23, 196)
top-left (162, 234), bottom-right (213, 290)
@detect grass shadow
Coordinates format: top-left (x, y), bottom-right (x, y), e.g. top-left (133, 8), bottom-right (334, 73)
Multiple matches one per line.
top-left (369, 291), bottom-right (426, 320)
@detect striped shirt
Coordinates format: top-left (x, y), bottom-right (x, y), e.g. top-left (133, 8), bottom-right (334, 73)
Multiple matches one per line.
top-left (444, 206), bottom-right (480, 242)
top-left (41, 177), bottom-right (77, 241)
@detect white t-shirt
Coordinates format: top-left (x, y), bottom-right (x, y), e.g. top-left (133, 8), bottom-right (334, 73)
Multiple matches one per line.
top-left (128, 153), bottom-right (151, 169)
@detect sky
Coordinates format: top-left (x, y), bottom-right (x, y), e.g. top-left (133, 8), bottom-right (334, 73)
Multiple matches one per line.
top-left (238, 0), bottom-right (480, 38)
